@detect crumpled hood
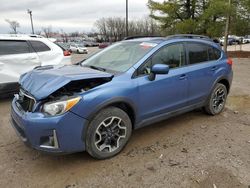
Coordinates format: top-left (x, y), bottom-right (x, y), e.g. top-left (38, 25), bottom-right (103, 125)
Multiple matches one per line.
top-left (20, 65), bottom-right (113, 100)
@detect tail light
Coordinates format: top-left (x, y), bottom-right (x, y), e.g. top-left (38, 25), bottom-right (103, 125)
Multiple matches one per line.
top-left (63, 50), bottom-right (71, 56)
top-left (227, 58), bottom-right (233, 66)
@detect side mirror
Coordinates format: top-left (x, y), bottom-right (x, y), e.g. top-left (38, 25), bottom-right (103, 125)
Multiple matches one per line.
top-left (149, 64), bottom-right (169, 81)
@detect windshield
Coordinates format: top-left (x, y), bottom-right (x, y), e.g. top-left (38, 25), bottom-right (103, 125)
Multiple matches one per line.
top-left (82, 41), bottom-right (157, 73)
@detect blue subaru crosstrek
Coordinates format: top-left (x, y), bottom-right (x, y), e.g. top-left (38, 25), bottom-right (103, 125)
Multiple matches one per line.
top-left (11, 35), bottom-right (233, 159)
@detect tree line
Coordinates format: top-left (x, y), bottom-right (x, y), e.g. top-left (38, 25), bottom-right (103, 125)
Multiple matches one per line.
top-left (147, 0), bottom-right (250, 37)
top-left (95, 16), bottom-right (161, 42)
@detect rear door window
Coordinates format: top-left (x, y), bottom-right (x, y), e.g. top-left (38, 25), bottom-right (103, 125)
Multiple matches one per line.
top-left (186, 43), bottom-right (209, 64)
top-left (186, 42), bottom-right (222, 64)
top-left (0, 40), bottom-right (31, 55)
top-left (29, 41), bottom-right (50, 52)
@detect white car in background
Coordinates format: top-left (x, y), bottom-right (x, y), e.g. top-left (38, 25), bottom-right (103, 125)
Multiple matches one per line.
top-left (243, 35), bottom-right (250, 43)
top-left (70, 43), bottom-right (88, 54)
top-left (0, 34), bottom-right (72, 97)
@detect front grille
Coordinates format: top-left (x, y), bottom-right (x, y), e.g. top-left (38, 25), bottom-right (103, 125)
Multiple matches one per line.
top-left (16, 89), bottom-right (36, 112)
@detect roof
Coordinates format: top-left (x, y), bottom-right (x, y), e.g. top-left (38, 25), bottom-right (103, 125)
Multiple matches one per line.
top-left (0, 34), bottom-right (44, 39)
top-left (0, 34), bottom-right (57, 42)
top-left (123, 37), bottom-right (166, 44)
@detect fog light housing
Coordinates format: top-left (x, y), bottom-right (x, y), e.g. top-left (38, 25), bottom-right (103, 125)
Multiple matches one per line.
top-left (40, 130), bottom-right (59, 149)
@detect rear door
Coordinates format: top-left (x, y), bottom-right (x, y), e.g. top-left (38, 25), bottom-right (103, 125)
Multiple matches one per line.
top-left (0, 40), bottom-right (40, 84)
top-left (185, 42), bottom-right (222, 105)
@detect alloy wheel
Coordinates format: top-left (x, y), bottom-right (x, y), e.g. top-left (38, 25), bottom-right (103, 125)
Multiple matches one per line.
top-left (94, 116), bottom-right (127, 153)
top-left (212, 87), bottom-right (226, 113)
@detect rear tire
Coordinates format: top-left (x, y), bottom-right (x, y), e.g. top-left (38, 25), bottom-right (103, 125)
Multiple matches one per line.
top-left (86, 107), bottom-right (132, 159)
top-left (204, 83), bottom-right (228, 115)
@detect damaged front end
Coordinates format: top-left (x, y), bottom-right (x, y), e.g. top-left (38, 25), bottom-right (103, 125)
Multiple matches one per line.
top-left (40, 77), bottom-right (113, 116)
top-left (17, 65), bottom-right (113, 114)
top-left (48, 77), bottom-right (112, 99)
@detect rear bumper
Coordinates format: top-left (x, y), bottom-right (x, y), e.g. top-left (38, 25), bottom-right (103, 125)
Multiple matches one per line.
top-left (60, 56), bottom-right (72, 65)
top-left (11, 98), bottom-right (88, 154)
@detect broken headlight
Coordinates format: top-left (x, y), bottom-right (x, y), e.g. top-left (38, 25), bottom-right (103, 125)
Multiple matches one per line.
top-left (42, 97), bottom-right (81, 116)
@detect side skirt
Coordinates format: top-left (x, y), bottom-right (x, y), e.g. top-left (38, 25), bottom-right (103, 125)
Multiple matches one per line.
top-left (135, 102), bottom-right (205, 129)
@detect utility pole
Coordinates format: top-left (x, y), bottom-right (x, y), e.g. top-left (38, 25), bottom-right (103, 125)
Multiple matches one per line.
top-left (126, 0), bottom-right (128, 37)
top-left (27, 9), bottom-right (34, 34)
top-left (223, 0), bottom-right (232, 52)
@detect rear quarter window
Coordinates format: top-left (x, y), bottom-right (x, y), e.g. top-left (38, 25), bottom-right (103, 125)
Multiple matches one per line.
top-left (208, 47), bottom-right (221, 60)
top-left (0, 40), bottom-right (31, 55)
top-left (29, 41), bottom-right (50, 52)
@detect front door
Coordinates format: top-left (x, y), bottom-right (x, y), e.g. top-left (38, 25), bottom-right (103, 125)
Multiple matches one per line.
top-left (136, 43), bottom-right (189, 121)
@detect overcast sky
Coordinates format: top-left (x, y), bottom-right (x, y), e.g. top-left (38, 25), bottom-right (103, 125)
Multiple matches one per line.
top-left (0, 0), bottom-right (163, 34)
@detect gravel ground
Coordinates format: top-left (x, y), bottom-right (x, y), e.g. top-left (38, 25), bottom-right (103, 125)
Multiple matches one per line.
top-left (0, 56), bottom-right (249, 188)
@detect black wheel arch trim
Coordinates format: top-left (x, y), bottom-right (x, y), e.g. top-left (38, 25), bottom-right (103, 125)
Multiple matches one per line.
top-left (85, 97), bottom-right (137, 127)
top-left (215, 76), bottom-right (231, 93)
top-left (206, 76), bottom-right (231, 103)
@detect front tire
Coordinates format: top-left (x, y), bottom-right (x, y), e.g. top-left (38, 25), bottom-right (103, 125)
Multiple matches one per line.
top-left (204, 83), bottom-right (228, 115)
top-left (86, 107), bottom-right (132, 159)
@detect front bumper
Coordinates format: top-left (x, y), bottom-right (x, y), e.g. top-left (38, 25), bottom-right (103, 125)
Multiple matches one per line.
top-left (10, 98), bottom-right (88, 154)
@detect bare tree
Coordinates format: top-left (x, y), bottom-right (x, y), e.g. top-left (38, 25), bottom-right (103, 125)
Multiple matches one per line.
top-left (95, 16), bottom-right (161, 42)
top-left (60, 29), bottom-right (68, 43)
top-left (69, 31), bottom-right (80, 37)
top-left (42, 26), bottom-right (53, 38)
top-left (5, 19), bottom-right (20, 34)
top-left (95, 18), bottom-right (108, 41)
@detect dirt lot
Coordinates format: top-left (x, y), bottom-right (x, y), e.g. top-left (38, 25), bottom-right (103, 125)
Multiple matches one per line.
top-left (228, 43), bottom-right (250, 52)
top-left (0, 55), bottom-right (249, 188)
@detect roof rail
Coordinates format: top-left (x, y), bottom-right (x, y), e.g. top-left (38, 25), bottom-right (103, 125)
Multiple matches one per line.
top-left (28, 34), bottom-right (44, 38)
top-left (0, 34), bottom-right (44, 38)
top-left (123, 35), bottom-right (162, 40)
top-left (166, 34), bottom-right (221, 44)
top-left (166, 34), bottom-right (211, 40)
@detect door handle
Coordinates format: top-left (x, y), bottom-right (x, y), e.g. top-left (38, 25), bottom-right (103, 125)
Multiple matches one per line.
top-left (179, 74), bottom-right (187, 80)
top-left (211, 66), bottom-right (218, 71)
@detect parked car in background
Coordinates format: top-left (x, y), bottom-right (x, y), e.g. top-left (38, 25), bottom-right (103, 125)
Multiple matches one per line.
top-left (11, 35), bottom-right (233, 159)
top-left (243, 35), bottom-right (250, 43)
top-left (0, 34), bottom-right (71, 97)
top-left (70, 43), bottom-right (88, 54)
top-left (83, 41), bottom-right (99, 47)
top-left (99, 42), bottom-right (111, 49)
top-left (56, 42), bottom-right (71, 52)
top-left (219, 37), bottom-right (240, 46)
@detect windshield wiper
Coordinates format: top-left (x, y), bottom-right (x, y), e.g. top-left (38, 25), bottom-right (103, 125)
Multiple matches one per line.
top-left (86, 65), bottom-right (106, 72)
